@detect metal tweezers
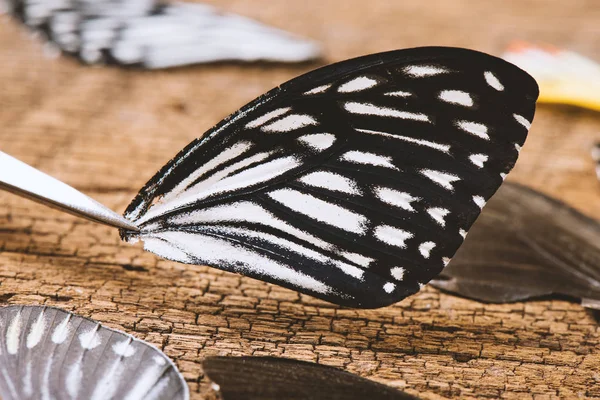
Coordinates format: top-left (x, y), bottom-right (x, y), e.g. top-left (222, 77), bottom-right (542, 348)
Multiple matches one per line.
top-left (0, 151), bottom-right (139, 231)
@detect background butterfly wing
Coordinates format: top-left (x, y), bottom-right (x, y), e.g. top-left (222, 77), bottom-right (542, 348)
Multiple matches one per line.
top-left (6, 0), bottom-right (320, 67)
top-left (431, 182), bottom-right (600, 306)
top-left (122, 47), bottom-right (538, 308)
top-left (203, 356), bottom-right (420, 400)
top-left (0, 305), bottom-right (188, 400)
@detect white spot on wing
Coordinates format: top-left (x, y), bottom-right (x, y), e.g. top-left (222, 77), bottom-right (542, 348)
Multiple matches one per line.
top-left (344, 102), bottom-right (430, 122)
top-left (374, 225), bottom-right (414, 248)
top-left (439, 90), bottom-right (473, 107)
top-left (456, 120), bottom-right (489, 140)
top-left (262, 114), bottom-right (317, 133)
top-left (390, 267), bottom-right (406, 281)
top-left (469, 153), bottom-right (488, 168)
top-left (304, 84), bottom-right (331, 95)
top-left (297, 133), bottom-right (336, 150)
top-left (245, 107), bottom-right (291, 128)
top-left (419, 241), bottom-right (436, 258)
top-left (113, 339), bottom-right (136, 357)
top-left (52, 314), bottom-right (72, 344)
top-left (340, 251), bottom-right (373, 268)
top-left (6, 311), bottom-right (22, 355)
top-left (442, 257), bottom-right (451, 266)
top-left (385, 90), bottom-right (411, 97)
top-left (420, 169), bottom-right (461, 190)
top-left (268, 188), bottom-right (367, 234)
top-left (375, 187), bottom-right (420, 211)
top-left (473, 195), bottom-right (486, 209)
top-left (26, 310), bottom-right (46, 349)
top-left (338, 76), bottom-right (378, 93)
top-left (298, 171), bottom-right (361, 195)
top-left (515, 143), bottom-right (522, 153)
top-left (383, 282), bottom-right (396, 293)
top-left (427, 207), bottom-right (450, 227)
top-left (484, 71), bottom-right (504, 91)
top-left (513, 114), bottom-right (531, 129)
top-left (67, 362), bottom-right (83, 399)
top-left (356, 128), bottom-right (450, 153)
top-left (79, 326), bottom-right (101, 349)
top-left (499, 173), bottom-right (507, 180)
top-left (341, 151), bottom-right (397, 170)
top-left (459, 229), bottom-right (467, 238)
top-left (404, 65), bottom-right (449, 77)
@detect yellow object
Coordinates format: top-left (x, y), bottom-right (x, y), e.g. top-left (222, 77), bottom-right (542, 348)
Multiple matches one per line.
top-left (503, 41), bottom-right (600, 112)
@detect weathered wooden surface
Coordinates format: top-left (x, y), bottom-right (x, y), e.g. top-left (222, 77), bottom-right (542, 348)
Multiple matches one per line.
top-left (1, 1), bottom-right (600, 398)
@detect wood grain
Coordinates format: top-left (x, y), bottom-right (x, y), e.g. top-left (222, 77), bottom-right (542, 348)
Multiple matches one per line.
top-left (1, 1), bottom-right (600, 398)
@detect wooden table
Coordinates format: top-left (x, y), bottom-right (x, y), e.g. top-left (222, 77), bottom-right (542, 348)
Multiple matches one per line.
top-left (1, 1), bottom-right (600, 398)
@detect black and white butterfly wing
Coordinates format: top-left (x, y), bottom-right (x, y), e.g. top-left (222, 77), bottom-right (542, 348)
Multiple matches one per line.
top-left (0, 305), bottom-right (188, 400)
top-left (4, 0), bottom-right (320, 68)
top-left (121, 47), bottom-right (538, 308)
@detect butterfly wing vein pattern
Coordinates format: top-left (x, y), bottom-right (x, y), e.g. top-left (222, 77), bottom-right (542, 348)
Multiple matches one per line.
top-left (0, 306), bottom-right (188, 400)
top-left (122, 47), bottom-right (538, 308)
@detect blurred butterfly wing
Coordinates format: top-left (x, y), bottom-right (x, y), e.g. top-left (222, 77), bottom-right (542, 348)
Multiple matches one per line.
top-left (7, 0), bottom-right (320, 67)
top-left (122, 47), bottom-right (538, 308)
top-left (203, 356), bottom-right (420, 400)
top-left (0, 306), bottom-right (188, 400)
top-left (432, 182), bottom-right (600, 306)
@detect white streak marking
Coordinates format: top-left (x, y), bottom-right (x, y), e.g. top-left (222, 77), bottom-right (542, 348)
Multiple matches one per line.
top-left (170, 202), bottom-right (334, 251)
top-left (356, 128), bottom-right (450, 153)
top-left (427, 207), bottom-right (450, 227)
top-left (420, 169), bottom-right (461, 190)
top-left (456, 120), bottom-right (489, 140)
top-left (144, 376), bottom-right (172, 400)
top-left (419, 241), bottom-right (436, 258)
top-left (344, 102), bottom-right (430, 122)
top-left (374, 225), bottom-right (413, 248)
top-left (404, 65), bottom-right (449, 77)
top-left (304, 84), bottom-right (331, 95)
top-left (268, 189), bottom-right (367, 234)
top-left (383, 282), bottom-right (396, 293)
top-left (340, 251), bottom-right (373, 268)
top-left (213, 226), bottom-right (364, 280)
top-left (515, 143), bottom-right (522, 153)
top-left (23, 361), bottom-right (33, 396)
top-left (341, 151), bottom-right (398, 170)
top-left (6, 312), bottom-right (21, 355)
top-left (52, 314), bottom-right (71, 343)
top-left (41, 358), bottom-right (53, 400)
top-left (163, 141), bottom-right (253, 201)
top-left (245, 107), bottom-right (291, 128)
top-left (473, 195), bottom-right (486, 209)
top-left (299, 171), bottom-right (361, 195)
top-left (513, 114), bottom-right (531, 129)
top-left (375, 187), bottom-right (420, 211)
top-left (262, 114), bottom-right (317, 133)
top-left (79, 325), bottom-right (101, 349)
top-left (297, 133), bottom-right (336, 150)
top-left (338, 76), bottom-right (378, 93)
top-left (459, 229), bottom-right (467, 239)
top-left (67, 361), bottom-right (83, 399)
top-left (469, 153), bottom-right (488, 168)
top-left (146, 231), bottom-right (332, 294)
top-left (439, 90), bottom-right (473, 107)
top-left (390, 267), bottom-right (406, 281)
top-left (385, 90), bottom-right (411, 97)
top-left (26, 310), bottom-right (46, 348)
top-left (484, 71), bottom-right (504, 91)
top-left (123, 357), bottom-right (169, 400)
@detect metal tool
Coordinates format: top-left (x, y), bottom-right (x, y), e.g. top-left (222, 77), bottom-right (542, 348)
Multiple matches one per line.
top-left (0, 151), bottom-right (139, 231)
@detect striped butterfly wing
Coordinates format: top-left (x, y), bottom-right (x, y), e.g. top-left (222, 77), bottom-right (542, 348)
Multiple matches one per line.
top-left (0, 305), bottom-right (188, 400)
top-left (6, 0), bottom-right (320, 68)
top-left (122, 47), bottom-right (538, 308)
